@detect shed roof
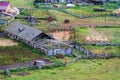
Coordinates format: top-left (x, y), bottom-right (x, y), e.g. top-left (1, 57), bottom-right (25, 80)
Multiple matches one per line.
top-left (0, 1), bottom-right (9, 10)
top-left (5, 22), bottom-right (43, 41)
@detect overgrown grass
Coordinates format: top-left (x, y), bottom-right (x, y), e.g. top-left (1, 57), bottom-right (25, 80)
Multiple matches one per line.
top-left (32, 9), bottom-right (50, 18)
top-left (75, 27), bottom-right (89, 43)
top-left (0, 43), bottom-right (45, 66)
top-left (1, 58), bottom-right (120, 80)
top-left (83, 46), bottom-right (120, 56)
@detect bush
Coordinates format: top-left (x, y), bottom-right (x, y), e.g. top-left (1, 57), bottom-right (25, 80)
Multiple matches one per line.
top-left (55, 54), bottom-right (64, 58)
top-left (43, 61), bottom-right (66, 69)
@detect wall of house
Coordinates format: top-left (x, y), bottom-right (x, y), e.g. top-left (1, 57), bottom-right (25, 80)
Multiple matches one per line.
top-left (5, 4), bottom-right (11, 12)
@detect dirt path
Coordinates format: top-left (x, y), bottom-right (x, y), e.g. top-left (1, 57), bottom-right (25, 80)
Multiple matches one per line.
top-left (0, 39), bottom-right (18, 46)
top-left (50, 10), bottom-right (120, 28)
top-left (86, 28), bottom-right (109, 42)
top-left (0, 58), bottom-right (49, 71)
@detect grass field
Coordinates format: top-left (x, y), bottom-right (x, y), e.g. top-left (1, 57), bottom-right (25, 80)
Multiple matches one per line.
top-left (75, 27), bottom-right (89, 43)
top-left (49, 10), bottom-right (76, 22)
top-left (4, 0), bottom-right (34, 8)
top-left (0, 58), bottom-right (119, 80)
top-left (96, 28), bottom-right (120, 44)
top-left (83, 46), bottom-right (120, 55)
top-left (0, 43), bottom-right (44, 66)
top-left (66, 2), bottom-right (116, 16)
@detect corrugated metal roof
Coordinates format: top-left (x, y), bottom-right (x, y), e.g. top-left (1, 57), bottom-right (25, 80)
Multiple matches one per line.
top-left (5, 22), bottom-right (43, 41)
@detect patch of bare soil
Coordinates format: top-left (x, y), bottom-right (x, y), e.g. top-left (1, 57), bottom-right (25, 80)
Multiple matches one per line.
top-left (48, 31), bottom-right (71, 41)
top-left (0, 39), bottom-right (18, 46)
top-left (86, 28), bottom-right (109, 42)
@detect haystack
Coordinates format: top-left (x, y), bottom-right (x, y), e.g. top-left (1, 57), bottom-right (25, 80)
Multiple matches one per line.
top-left (112, 8), bottom-right (120, 14)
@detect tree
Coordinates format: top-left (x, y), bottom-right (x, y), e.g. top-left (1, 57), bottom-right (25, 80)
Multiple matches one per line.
top-left (34, 0), bottom-right (44, 3)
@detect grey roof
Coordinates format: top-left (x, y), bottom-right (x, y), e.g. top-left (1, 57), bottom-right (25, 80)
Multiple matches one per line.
top-left (32, 39), bottom-right (71, 49)
top-left (5, 22), bottom-right (43, 41)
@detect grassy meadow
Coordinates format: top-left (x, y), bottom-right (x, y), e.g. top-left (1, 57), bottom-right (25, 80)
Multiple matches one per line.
top-left (66, 2), bottom-right (116, 16)
top-left (0, 43), bottom-right (45, 66)
top-left (83, 46), bottom-right (120, 55)
top-left (4, 0), bottom-right (34, 8)
top-left (74, 27), bottom-right (89, 43)
top-left (0, 58), bottom-right (119, 80)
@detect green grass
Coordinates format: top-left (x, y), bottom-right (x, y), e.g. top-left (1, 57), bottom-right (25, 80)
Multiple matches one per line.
top-left (0, 43), bottom-right (44, 66)
top-left (88, 16), bottom-right (120, 23)
top-left (82, 46), bottom-right (120, 55)
top-left (96, 28), bottom-right (120, 44)
top-left (1, 58), bottom-right (119, 80)
top-left (66, 2), bottom-right (116, 16)
top-left (49, 10), bottom-right (76, 22)
top-left (32, 9), bottom-right (50, 18)
top-left (75, 27), bottom-right (89, 43)
top-left (4, 0), bottom-right (34, 8)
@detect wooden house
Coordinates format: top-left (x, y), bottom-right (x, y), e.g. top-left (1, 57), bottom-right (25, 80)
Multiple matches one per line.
top-left (4, 22), bottom-right (73, 56)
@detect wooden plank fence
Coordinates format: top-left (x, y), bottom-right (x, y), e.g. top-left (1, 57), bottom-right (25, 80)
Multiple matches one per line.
top-left (74, 44), bottom-right (110, 59)
top-left (79, 42), bottom-right (120, 47)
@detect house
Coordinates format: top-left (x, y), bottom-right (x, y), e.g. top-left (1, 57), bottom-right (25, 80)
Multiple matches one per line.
top-left (4, 22), bottom-right (73, 56)
top-left (0, 1), bottom-right (11, 16)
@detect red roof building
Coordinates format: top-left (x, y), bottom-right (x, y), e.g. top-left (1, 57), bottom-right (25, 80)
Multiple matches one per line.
top-left (0, 1), bottom-right (11, 14)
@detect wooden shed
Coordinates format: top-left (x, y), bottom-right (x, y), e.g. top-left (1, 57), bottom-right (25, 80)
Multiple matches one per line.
top-left (4, 22), bottom-right (73, 56)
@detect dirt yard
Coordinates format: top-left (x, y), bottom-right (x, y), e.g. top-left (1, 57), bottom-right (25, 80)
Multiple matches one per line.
top-left (0, 39), bottom-right (18, 46)
top-left (48, 31), bottom-right (71, 41)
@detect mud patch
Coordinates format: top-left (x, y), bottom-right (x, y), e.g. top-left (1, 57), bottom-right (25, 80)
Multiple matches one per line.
top-left (0, 39), bottom-right (18, 46)
top-left (48, 31), bottom-right (71, 41)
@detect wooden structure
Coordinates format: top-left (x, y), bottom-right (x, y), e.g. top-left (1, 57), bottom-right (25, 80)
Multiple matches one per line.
top-left (64, 19), bottom-right (70, 24)
top-left (4, 22), bottom-right (73, 56)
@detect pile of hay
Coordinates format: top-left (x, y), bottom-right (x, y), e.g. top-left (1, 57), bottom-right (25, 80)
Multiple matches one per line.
top-left (112, 8), bottom-right (120, 14)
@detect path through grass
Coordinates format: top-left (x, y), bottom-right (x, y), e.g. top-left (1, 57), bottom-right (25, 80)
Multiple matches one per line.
top-left (3, 58), bottom-right (120, 80)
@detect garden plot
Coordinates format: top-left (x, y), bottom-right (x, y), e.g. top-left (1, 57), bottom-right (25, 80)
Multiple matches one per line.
top-left (86, 28), bottom-right (109, 43)
top-left (0, 39), bottom-right (18, 46)
top-left (48, 31), bottom-right (71, 41)
top-left (96, 28), bottom-right (120, 44)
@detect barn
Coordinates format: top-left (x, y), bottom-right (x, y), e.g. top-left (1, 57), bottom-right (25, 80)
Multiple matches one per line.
top-left (4, 22), bottom-right (73, 56)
